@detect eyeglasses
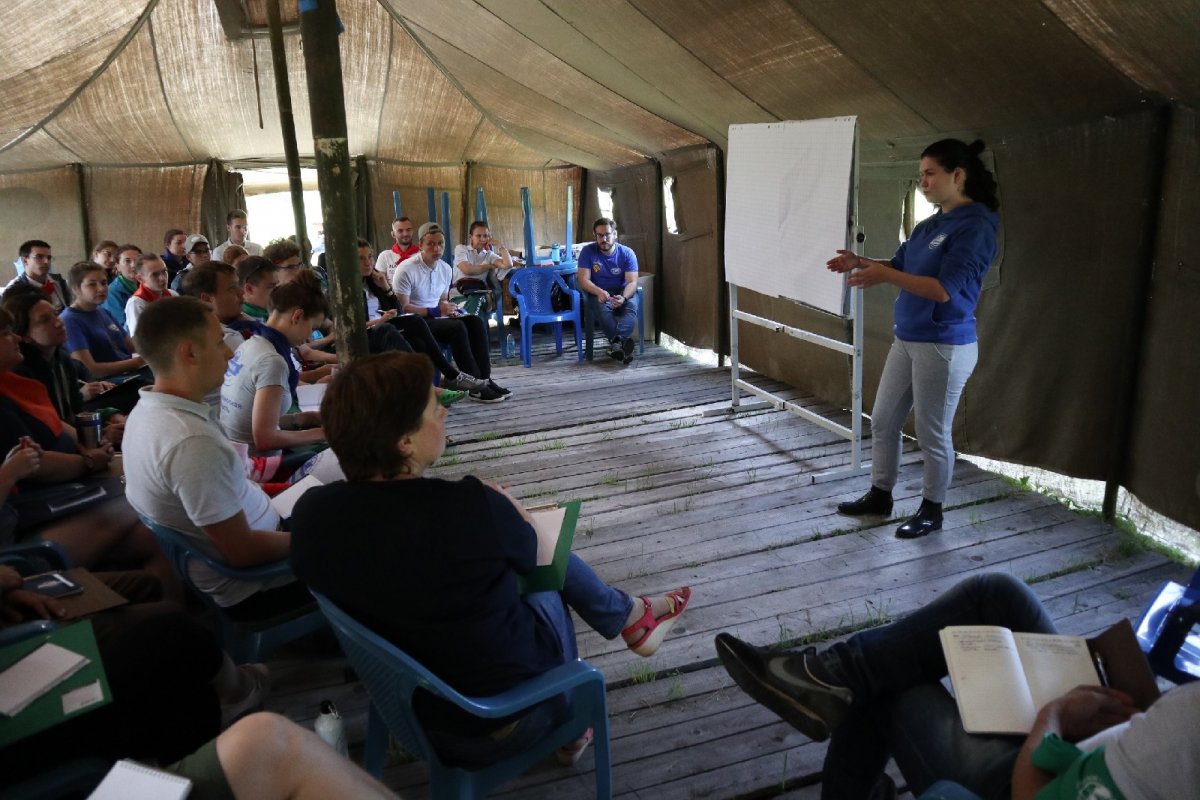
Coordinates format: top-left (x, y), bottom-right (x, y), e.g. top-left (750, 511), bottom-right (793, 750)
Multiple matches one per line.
top-left (595, 232), bottom-right (615, 239)
top-left (28, 254), bottom-right (52, 262)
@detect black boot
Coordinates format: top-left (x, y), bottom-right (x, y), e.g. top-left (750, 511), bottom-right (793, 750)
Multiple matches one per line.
top-left (837, 486), bottom-right (893, 516)
top-left (895, 499), bottom-right (943, 539)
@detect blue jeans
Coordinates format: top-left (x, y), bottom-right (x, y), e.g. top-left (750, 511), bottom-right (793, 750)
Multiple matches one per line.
top-left (818, 574), bottom-right (1056, 800)
top-left (593, 293), bottom-right (639, 343)
top-left (431, 554), bottom-right (633, 767)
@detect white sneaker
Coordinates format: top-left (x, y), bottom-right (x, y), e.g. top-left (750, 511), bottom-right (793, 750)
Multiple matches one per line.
top-left (220, 663), bottom-right (271, 727)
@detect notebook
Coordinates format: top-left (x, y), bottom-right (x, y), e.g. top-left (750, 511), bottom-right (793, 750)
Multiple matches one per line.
top-left (87, 759), bottom-right (192, 799)
top-left (0, 642), bottom-right (89, 717)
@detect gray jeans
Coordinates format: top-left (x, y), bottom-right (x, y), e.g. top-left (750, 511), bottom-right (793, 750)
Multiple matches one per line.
top-left (870, 338), bottom-right (978, 503)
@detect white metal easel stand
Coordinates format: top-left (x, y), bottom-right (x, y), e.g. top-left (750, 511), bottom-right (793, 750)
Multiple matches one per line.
top-left (725, 283), bottom-right (870, 484)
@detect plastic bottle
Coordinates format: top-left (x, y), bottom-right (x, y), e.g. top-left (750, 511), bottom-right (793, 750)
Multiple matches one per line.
top-left (314, 699), bottom-right (349, 757)
top-left (506, 333), bottom-right (516, 355)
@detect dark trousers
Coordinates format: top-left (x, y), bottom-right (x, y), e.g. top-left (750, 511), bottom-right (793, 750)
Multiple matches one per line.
top-left (426, 315), bottom-right (491, 379)
top-left (390, 315), bottom-right (463, 377)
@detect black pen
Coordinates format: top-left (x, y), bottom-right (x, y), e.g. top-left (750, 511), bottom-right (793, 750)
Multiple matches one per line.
top-left (1092, 652), bottom-right (1110, 687)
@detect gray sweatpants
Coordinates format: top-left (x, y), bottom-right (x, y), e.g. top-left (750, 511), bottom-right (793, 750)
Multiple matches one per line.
top-left (870, 338), bottom-right (978, 503)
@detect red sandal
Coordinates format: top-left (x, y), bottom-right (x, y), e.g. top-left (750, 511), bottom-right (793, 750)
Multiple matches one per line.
top-left (555, 727), bottom-right (594, 766)
top-left (622, 587), bottom-right (691, 657)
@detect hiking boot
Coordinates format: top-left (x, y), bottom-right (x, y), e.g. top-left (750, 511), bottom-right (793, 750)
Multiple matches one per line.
top-left (443, 373), bottom-right (488, 392)
top-left (469, 384), bottom-right (507, 403)
top-left (714, 634), bottom-right (852, 741)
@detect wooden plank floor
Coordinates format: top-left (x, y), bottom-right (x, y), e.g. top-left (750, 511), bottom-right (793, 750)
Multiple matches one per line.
top-left (263, 329), bottom-right (1193, 799)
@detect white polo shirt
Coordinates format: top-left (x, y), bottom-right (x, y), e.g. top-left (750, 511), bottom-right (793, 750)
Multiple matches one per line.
top-left (393, 254), bottom-right (451, 309)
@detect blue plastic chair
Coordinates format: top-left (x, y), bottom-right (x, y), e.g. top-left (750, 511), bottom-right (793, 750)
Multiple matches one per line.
top-left (1135, 565), bottom-right (1200, 684)
top-left (507, 268), bottom-right (584, 368)
top-left (311, 591), bottom-right (612, 800)
top-left (582, 286), bottom-right (646, 360)
top-left (138, 516), bottom-right (326, 663)
top-left (0, 539), bottom-right (72, 574)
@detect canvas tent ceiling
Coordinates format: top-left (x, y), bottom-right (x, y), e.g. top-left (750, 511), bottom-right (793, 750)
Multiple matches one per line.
top-left (1, 0), bottom-right (1199, 535)
top-left (2, 0), bottom-right (1197, 173)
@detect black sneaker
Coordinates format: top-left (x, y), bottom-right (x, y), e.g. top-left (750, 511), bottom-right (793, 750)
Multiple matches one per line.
top-left (487, 379), bottom-right (511, 397)
top-left (468, 385), bottom-right (507, 403)
top-left (714, 634), bottom-right (852, 741)
top-left (621, 337), bottom-right (635, 364)
top-left (608, 337), bottom-right (624, 361)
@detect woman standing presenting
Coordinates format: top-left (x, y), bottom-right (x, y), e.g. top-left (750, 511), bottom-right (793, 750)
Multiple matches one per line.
top-left (828, 139), bottom-right (999, 538)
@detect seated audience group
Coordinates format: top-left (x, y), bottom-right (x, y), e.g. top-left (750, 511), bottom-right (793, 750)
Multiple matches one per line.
top-left (4, 218), bottom-right (1192, 800)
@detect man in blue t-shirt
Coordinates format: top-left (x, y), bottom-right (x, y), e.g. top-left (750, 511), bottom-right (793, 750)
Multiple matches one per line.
top-left (576, 217), bottom-right (639, 364)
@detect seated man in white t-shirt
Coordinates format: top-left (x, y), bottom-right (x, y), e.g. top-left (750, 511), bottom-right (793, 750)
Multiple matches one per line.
top-left (393, 223), bottom-right (510, 403)
top-left (123, 296), bottom-right (310, 619)
top-left (452, 221), bottom-right (513, 312)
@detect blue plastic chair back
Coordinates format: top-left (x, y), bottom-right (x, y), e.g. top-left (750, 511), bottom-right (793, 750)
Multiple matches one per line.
top-left (507, 269), bottom-right (583, 367)
top-left (138, 515), bottom-right (326, 662)
top-left (1136, 566), bottom-right (1200, 684)
top-left (509, 268), bottom-right (572, 316)
top-left (0, 540), bottom-right (72, 574)
top-left (311, 591), bottom-right (612, 799)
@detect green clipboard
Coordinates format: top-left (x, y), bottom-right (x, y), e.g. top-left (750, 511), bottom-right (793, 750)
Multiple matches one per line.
top-left (517, 500), bottom-right (582, 594)
top-left (0, 619), bottom-right (111, 747)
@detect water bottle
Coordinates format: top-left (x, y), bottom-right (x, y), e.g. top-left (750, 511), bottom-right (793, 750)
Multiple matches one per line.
top-left (314, 699), bottom-right (349, 757)
top-left (550, 243), bottom-right (562, 263)
top-left (506, 333), bottom-right (516, 355)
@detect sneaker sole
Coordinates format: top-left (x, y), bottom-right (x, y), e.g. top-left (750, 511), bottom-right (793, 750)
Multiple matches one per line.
top-left (469, 394), bottom-right (507, 403)
top-left (714, 636), bottom-right (832, 741)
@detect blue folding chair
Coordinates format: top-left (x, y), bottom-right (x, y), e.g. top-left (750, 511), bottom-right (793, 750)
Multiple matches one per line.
top-left (138, 516), bottom-right (326, 663)
top-left (1135, 566), bottom-right (1200, 684)
top-left (311, 591), bottom-right (612, 800)
top-left (507, 268), bottom-right (583, 368)
top-left (582, 286), bottom-right (646, 360)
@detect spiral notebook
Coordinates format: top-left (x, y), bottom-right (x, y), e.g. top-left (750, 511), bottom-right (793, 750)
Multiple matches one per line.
top-left (87, 759), bottom-right (192, 799)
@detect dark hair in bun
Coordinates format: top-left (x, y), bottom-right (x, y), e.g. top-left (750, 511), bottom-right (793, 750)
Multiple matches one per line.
top-left (921, 138), bottom-right (999, 211)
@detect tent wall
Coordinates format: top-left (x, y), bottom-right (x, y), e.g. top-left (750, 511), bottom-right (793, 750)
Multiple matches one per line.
top-left (201, 161), bottom-right (247, 248)
top-left (86, 164), bottom-right (207, 261)
top-left (467, 165), bottom-right (582, 257)
top-left (660, 145), bottom-right (724, 352)
top-left (1126, 106), bottom-right (1200, 531)
top-left (581, 162), bottom-right (660, 277)
top-left (0, 167), bottom-right (87, 284)
top-left (365, 162), bottom-right (463, 251)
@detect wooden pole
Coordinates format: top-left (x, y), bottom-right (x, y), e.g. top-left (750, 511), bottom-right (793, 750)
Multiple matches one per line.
top-left (266, 0), bottom-right (309, 266)
top-left (298, 0), bottom-right (367, 361)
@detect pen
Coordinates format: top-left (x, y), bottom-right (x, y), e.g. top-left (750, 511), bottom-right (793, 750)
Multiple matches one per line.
top-left (1092, 652), bottom-right (1110, 687)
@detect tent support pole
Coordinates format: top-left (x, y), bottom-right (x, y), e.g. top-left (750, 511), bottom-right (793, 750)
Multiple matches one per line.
top-left (298, 0), bottom-right (367, 361)
top-left (267, 0), bottom-right (308, 265)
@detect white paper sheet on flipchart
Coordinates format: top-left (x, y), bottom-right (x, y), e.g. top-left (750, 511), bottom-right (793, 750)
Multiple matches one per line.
top-left (725, 117), bottom-right (857, 317)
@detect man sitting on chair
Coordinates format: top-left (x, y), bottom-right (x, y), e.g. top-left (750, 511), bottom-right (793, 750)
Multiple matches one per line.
top-left (393, 222), bottom-right (510, 404)
top-left (123, 296), bottom-right (311, 620)
top-left (576, 217), bottom-right (638, 365)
